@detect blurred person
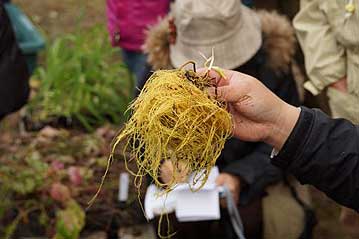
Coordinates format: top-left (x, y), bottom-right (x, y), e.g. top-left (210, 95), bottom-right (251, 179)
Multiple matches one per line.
top-left (106, 0), bottom-right (170, 96)
top-left (248, 0), bottom-right (331, 115)
top-left (252, 0), bottom-right (299, 20)
top-left (143, 0), bottom-right (315, 238)
top-left (0, 2), bottom-right (30, 121)
top-left (293, 0), bottom-right (359, 236)
top-left (200, 68), bottom-right (359, 213)
top-left (294, 0), bottom-right (359, 124)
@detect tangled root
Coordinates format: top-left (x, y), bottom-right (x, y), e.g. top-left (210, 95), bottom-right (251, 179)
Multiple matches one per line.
top-left (88, 64), bottom-right (232, 212)
top-left (110, 67), bottom-right (232, 193)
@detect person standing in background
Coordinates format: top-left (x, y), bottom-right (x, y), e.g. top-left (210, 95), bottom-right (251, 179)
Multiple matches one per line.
top-left (0, 2), bottom-right (30, 121)
top-left (248, 0), bottom-right (332, 114)
top-left (293, 0), bottom-right (359, 237)
top-left (144, 1), bottom-right (314, 238)
top-left (106, 0), bottom-right (170, 96)
top-left (294, 0), bottom-right (359, 123)
top-left (105, 2), bottom-right (170, 237)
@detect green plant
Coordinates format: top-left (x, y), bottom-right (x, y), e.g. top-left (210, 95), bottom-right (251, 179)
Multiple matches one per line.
top-left (28, 25), bottom-right (133, 130)
top-left (0, 125), bottom-right (141, 238)
top-left (54, 200), bottom-right (85, 239)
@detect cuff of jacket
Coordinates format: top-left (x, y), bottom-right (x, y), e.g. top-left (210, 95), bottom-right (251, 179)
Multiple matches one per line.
top-left (270, 106), bottom-right (314, 169)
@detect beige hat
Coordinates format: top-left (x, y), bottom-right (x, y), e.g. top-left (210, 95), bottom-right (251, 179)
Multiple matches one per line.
top-left (170, 0), bottom-right (262, 69)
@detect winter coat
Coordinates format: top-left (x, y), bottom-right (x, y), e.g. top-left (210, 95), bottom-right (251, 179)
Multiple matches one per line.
top-left (294, 0), bottom-right (359, 97)
top-left (271, 107), bottom-right (359, 211)
top-left (0, 3), bottom-right (29, 120)
top-left (143, 10), bottom-right (302, 205)
top-left (106, 0), bottom-right (170, 51)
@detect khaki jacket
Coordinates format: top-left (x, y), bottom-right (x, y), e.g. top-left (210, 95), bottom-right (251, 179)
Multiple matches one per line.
top-left (293, 0), bottom-right (359, 96)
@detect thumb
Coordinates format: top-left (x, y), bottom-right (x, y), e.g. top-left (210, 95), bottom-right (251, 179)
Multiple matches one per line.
top-left (197, 68), bottom-right (234, 87)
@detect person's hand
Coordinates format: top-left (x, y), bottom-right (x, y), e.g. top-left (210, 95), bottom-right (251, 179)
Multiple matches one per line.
top-left (216, 173), bottom-right (241, 205)
top-left (199, 68), bottom-right (301, 150)
top-left (339, 206), bottom-right (359, 237)
top-left (330, 76), bottom-right (347, 93)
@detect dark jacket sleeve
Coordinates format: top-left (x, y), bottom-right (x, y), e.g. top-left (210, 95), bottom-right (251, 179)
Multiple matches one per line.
top-left (271, 107), bottom-right (359, 211)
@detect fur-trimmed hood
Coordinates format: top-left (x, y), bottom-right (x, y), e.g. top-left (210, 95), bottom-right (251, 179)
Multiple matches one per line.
top-left (143, 10), bottom-right (305, 100)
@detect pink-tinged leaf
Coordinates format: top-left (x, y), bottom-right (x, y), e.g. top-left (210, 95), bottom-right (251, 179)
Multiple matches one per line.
top-left (68, 167), bottom-right (83, 186)
top-left (51, 160), bottom-right (65, 171)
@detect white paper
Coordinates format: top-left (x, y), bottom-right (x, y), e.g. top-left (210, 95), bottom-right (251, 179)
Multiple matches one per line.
top-left (144, 167), bottom-right (221, 222)
top-left (118, 172), bottom-right (129, 202)
top-left (144, 184), bottom-right (177, 220)
top-left (175, 187), bottom-right (220, 222)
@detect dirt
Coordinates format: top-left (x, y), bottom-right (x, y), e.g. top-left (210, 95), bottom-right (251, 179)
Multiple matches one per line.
top-left (13, 0), bottom-right (106, 39)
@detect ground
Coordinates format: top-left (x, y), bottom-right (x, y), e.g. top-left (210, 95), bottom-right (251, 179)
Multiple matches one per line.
top-left (3, 0), bottom-right (352, 238)
top-left (13, 0), bottom-right (106, 40)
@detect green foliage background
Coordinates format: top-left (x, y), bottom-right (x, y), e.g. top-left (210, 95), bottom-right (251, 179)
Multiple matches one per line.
top-left (28, 25), bottom-right (133, 130)
top-left (0, 25), bottom-right (136, 238)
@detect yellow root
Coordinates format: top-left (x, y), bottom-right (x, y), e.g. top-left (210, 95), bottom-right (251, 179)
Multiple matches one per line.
top-left (112, 69), bottom-right (232, 192)
top-left (88, 66), bottom-right (232, 238)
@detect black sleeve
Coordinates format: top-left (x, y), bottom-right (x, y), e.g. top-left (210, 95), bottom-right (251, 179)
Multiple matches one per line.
top-left (271, 107), bottom-right (359, 211)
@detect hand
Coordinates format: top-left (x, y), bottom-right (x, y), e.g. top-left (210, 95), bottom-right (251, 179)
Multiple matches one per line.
top-left (330, 76), bottom-right (347, 93)
top-left (216, 173), bottom-right (241, 205)
top-left (199, 68), bottom-right (301, 150)
top-left (339, 206), bottom-right (359, 236)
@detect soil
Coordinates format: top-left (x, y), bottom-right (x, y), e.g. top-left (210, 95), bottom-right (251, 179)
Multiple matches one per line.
top-left (13, 0), bottom-right (106, 40)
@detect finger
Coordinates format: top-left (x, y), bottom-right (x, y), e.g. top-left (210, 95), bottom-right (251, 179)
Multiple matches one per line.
top-left (197, 68), bottom-right (234, 87)
top-left (215, 175), bottom-right (225, 186)
top-left (220, 198), bottom-right (227, 208)
top-left (230, 189), bottom-right (237, 198)
top-left (233, 194), bottom-right (239, 205)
